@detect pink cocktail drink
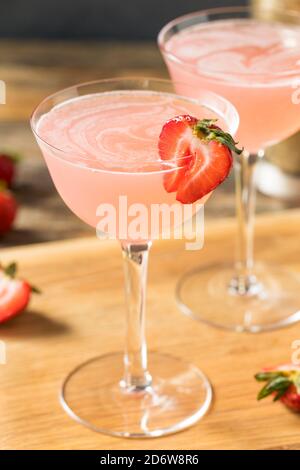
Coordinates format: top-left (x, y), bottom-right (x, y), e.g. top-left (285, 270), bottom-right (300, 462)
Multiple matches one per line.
top-left (31, 78), bottom-right (240, 437)
top-left (160, 18), bottom-right (300, 152)
top-left (159, 9), bottom-right (300, 333)
top-left (35, 90), bottom-right (230, 238)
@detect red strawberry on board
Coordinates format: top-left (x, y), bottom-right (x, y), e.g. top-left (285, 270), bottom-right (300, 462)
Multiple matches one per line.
top-left (0, 153), bottom-right (19, 187)
top-left (0, 187), bottom-right (17, 234)
top-left (158, 115), bottom-right (242, 204)
top-left (255, 364), bottom-right (300, 412)
top-left (0, 262), bottom-right (40, 324)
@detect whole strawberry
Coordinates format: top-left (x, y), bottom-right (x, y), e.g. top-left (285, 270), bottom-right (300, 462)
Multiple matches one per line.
top-left (0, 262), bottom-right (40, 324)
top-left (0, 187), bottom-right (17, 234)
top-left (255, 364), bottom-right (300, 412)
top-left (0, 153), bottom-right (18, 187)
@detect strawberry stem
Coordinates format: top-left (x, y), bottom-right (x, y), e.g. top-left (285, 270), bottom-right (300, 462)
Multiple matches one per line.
top-left (30, 284), bottom-right (42, 294)
top-left (4, 262), bottom-right (17, 278)
top-left (193, 119), bottom-right (243, 155)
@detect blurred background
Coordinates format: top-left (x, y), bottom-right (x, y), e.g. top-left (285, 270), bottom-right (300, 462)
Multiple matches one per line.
top-left (0, 0), bottom-right (299, 246)
top-left (0, 0), bottom-right (248, 40)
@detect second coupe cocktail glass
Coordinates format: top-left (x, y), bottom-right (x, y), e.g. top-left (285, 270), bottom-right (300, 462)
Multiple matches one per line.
top-left (159, 6), bottom-right (300, 332)
top-left (31, 78), bottom-right (239, 437)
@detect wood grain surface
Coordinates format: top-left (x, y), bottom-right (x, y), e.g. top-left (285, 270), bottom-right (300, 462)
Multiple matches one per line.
top-left (0, 40), bottom-right (298, 247)
top-left (0, 210), bottom-right (300, 450)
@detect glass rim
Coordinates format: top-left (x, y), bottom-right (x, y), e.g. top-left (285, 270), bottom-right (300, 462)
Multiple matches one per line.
top-left (30, 76), bottom-right (240, 174)
top-left (158, 5), bottom-right (300, 80)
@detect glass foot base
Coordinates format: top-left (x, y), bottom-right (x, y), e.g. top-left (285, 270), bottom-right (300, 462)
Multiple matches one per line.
top-left (60, 352), bottom-right (212, 438)
top-left (176, 263), bottom-right (300, 333)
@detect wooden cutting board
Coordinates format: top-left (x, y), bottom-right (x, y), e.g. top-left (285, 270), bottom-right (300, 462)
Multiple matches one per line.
top-left (1, 210), bottom-right (300, 450)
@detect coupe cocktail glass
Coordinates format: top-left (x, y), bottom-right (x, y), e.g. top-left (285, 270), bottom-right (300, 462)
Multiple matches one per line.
top-left (159, 6), bottom-right (300, 332)
top-left (31, 78), bottom-right (239, 437)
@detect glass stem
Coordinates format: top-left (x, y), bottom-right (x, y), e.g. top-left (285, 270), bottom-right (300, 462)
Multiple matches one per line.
top-left (121, 241), bottom-right (152, 391)
top-left (231, 150), bottom-right (261, 296)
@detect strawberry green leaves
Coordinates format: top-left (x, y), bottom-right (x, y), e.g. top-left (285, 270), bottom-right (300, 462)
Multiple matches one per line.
top-left (193, 119), bottom-right (243, 155)
top-left (255, 367), bottom-right (300, 408)
top-left (256, 373), bottom-right (292, 401)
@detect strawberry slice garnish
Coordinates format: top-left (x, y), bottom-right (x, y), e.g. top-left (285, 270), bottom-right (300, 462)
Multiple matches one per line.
top-left (0, 262), bottom-right (40, 324)
top-left (255, 364), bottom-right (300, 412)
top-left (158, 115), bottom-right (242, 204)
